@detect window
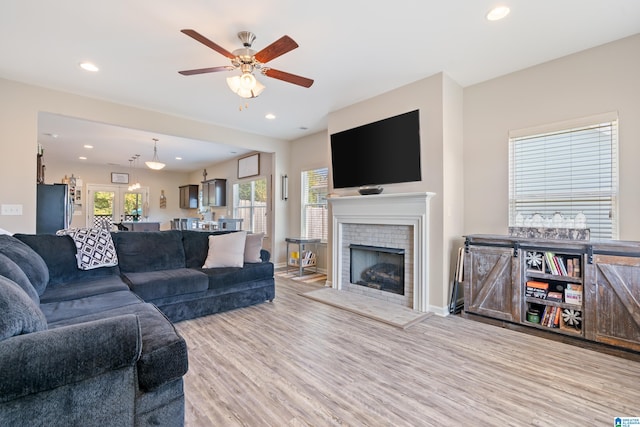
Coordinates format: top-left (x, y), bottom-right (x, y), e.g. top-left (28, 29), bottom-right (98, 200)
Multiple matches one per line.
top-left (124, 191), bottom-right (144, 221)
top-left (233, 179), bottom-right (267, 234)
top-left (301, 167), bottom-right (328, 241)
top-left (509, 116), bottom-right (618, 239)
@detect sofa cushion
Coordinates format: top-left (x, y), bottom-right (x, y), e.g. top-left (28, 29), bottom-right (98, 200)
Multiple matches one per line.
top-left (56, 228), bottom-right (118, 270)
top-left (41, 290), bottom-right (142, 324)
top-left (0, 276), bottom-right (48, 341)
top-left (201, 261), bottom-right (274, 290)
top-left (244, 232), bottom-right (265, 263)
top-left (113, 230), bottom-right (186, 273)
top-left (14, 233), bottom-right (118, 286)
top-left (203, 231), bottom-right (247, 268)
top-left (121, 268), bottom-right (209, 301)
top-left (0, 253), bottom-right (39, 304)
top-left (0, 234), bottom-right (49, 295)
top-left (40, 276), bottom-right (130, 304)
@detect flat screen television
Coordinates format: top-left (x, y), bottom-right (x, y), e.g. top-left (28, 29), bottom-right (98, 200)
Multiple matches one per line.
top-left (330, 109), bottom-right (422, 189)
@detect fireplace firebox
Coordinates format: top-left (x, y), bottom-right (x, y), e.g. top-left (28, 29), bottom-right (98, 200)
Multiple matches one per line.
top-left (349, 244), bottom-right (405, 295)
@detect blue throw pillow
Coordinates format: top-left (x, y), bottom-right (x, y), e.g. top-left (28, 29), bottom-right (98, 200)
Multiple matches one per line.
top-left (0, 275), bottom-right (48, 341)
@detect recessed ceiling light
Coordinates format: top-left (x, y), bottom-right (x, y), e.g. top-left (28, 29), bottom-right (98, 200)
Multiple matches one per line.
top-left (175, 157), bottom-right (182, 160)
top-left (79, 62), bottom-right (99, 72)
top-left (486, 6), bottom-right (510, 21)
top-left (83, 144), bottom-right (93, 149)
top-left (265, 113), bottom-right (276, 120)
top-left (79, 156), bottom-right (87, 160)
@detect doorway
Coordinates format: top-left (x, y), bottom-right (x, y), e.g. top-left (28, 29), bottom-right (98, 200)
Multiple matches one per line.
top-left (86, 184), bottom-right (149, 229)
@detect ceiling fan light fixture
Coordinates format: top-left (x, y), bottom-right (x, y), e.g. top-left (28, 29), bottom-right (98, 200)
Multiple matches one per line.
top-left (239, 72), bottom-right (257, 90)
top-left (145, 138), bottom-right (166, 170)
top-left (227, 75), bottom-right (265, 98)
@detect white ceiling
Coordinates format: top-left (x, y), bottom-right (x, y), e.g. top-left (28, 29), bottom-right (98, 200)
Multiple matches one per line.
top-left (2, 1), bottom-right (639, 172)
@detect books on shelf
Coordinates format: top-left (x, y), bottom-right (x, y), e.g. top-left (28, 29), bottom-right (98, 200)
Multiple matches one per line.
top-left (526, 281), bottom-right (549, 299)
top-left (544, 252), bottom-right (557, 275)
top-left (546, 291), bottom-right (563, 302)
top-left (543, 252), bottom-right (580, 277)
top-left (554, 306), bottom-right (561, 327)
top-left (540, 306), bottom-right (561, 328)
top-left (564, 284), bottom-right (583, 305)
top-left (289, 251), bottom-right (316, 267)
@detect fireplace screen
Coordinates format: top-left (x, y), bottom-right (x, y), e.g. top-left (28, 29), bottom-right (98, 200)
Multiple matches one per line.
top-left (349, 244), bottom-right (405, 295)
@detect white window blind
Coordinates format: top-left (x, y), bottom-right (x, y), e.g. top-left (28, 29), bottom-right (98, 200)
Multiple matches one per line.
top-left (509, 119), bottom-right (618, 240)
top-left (301, 168), bottom-right (328, 241)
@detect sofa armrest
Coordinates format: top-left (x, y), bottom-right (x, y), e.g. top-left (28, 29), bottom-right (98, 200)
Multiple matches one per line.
top-left (260, 249), bottom-right (270, 262)
top-left (0, 314), bottom-right (142, 402)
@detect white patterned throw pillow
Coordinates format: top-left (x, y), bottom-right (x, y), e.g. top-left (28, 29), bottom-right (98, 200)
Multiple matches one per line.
top-left (57, 228), bottom-right (119, 270)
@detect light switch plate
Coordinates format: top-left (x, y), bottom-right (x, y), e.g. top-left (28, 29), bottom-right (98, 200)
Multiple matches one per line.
top-left (1, 204), bottom-right (23, 215)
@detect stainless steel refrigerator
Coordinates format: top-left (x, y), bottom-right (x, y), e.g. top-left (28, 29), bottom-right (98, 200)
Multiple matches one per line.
top-left (36, 183), bottom-right (72, 234)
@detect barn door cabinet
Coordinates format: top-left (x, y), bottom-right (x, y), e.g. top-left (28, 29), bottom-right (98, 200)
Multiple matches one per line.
top-left (583, 241), bottom-right (640, 352)
top-left (463, 234), bottom-right (640, 352)
top-left (463, 237), bottom-right (521, 322)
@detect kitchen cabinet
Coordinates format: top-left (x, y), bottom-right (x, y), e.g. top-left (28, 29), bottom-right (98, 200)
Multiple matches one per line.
top-left (179, 185), bottom-right (199, 209)
top-left (201, 179), bottom-right (226, 207)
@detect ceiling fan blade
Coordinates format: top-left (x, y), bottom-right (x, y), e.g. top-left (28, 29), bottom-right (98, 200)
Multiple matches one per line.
top-left (178, 66), bottom-right (234, 76)
top-left (263, 68), bottom-right (314, 88)
top-left (254, 35), bottom-right (299, 63)
top-left (181, 29), bottom-right (236, 59)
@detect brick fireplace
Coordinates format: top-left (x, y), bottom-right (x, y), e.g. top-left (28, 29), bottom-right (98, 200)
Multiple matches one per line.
top-left (328, 192), bottom-right (435, 312)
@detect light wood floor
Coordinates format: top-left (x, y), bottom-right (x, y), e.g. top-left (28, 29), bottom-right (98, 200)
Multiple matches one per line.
top-left (175, 276), bottom-right (640, 426)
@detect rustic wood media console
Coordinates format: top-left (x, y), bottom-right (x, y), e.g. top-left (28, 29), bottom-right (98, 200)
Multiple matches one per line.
top-left (463, 234), bottom-right (640, 356)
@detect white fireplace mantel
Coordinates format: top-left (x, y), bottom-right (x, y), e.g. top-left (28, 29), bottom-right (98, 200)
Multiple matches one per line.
top-left (329, 192), bottom-right (435, 312)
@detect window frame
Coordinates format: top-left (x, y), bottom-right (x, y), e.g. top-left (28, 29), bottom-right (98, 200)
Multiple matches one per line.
top-left (508, 113), bottom-right (619, 240)
top-left (301, 167), bottom-right (329, 242)
top-left (232, 178), bottom-right (268, 235)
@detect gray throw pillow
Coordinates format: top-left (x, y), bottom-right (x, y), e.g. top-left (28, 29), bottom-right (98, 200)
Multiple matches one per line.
top-left (0, 253), bottom-right (39, 304)
top-left (0, 275), bottom-right (48, 341)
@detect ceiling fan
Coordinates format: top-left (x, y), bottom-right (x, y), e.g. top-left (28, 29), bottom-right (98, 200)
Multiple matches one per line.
top-left (179, 29), bottom-right (314, 98)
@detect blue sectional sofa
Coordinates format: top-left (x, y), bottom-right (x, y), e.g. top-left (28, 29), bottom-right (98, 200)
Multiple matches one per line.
top-left (0, 229), bottom-right (275, 426)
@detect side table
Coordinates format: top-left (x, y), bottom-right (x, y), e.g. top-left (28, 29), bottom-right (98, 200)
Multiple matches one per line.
top-left (285, 237), bottom-right (320, 276)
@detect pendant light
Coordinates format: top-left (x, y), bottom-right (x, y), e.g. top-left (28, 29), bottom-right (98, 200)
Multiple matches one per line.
top-left (128, 155), bottom-right (141, 191)
top-left (145, 138), bottom-right (166, 170)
